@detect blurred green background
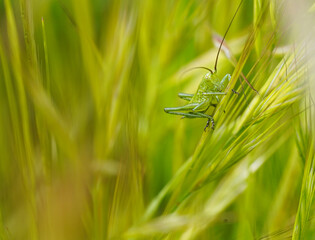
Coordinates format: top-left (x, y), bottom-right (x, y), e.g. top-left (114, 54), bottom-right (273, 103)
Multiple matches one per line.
top-left (0, 0), bottom-right (315, 239)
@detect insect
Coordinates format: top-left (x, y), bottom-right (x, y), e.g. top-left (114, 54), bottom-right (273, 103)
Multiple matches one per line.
top-left (164, 0), bottom-right (248, 131)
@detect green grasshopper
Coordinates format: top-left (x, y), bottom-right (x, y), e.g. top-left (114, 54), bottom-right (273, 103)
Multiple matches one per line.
top-left (164, 0), bottom-right (247, 131)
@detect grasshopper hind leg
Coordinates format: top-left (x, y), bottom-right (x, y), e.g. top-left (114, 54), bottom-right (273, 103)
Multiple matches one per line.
top-left (164, 106), bottom-right (215, 131)
top-left (204, 118), bottom-right (215, 131)
top-left (191, 112), bottom-right (215, 131)
top-left (165, 110), bottom-right (215, 131)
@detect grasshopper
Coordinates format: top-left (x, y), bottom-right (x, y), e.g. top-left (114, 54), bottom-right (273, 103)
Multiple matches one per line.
top-left (164, 0), bottom-right (247, 131)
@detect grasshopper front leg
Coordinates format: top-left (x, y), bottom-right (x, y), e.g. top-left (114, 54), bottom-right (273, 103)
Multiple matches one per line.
top-left (221, 73), bottom-right (231, 87)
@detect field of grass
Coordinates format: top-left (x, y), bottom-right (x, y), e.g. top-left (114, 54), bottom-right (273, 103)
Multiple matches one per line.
top-left (1, 0), bottom-right (315, 239)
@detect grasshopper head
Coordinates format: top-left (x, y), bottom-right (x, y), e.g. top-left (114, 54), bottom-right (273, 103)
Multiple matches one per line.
top-left (203, 72), bottom-right (222, 89)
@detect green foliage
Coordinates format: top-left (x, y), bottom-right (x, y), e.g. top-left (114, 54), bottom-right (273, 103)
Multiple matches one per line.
top-left (0, 0), bottom-right (314, 239)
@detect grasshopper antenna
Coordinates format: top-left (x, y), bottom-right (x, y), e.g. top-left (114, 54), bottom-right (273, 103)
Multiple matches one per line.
top-left (214, 0), bottom-right (244, 73)
top-left (179, 66), bottom-right (214, 80)
top-left (183, 66), bottom-right (213, 74)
